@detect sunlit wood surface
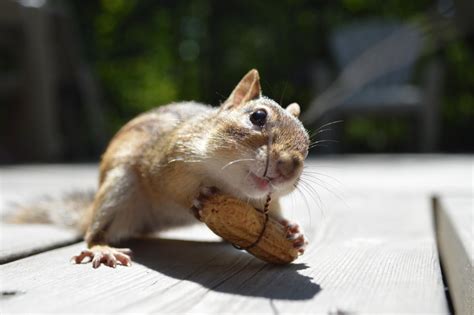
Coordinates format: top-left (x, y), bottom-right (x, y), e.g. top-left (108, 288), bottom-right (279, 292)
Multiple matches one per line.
top-left (0, 155), bottom-right (472, 313)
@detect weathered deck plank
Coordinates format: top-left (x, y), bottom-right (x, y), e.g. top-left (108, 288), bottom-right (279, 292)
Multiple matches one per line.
top-left (189, 198), bottom-right (448, 314)
top-left (436, 197), bottom-right (473, 315)
top-left (304, 155), bottom-right (472, 197)
top-left (0, 164), bottom-right (97, 204)
top-left (0, 197), bottom-right (449, 314)
top-left (0, 223), bottom-right (79, 264)
top-left (0, 165), bottom-right (94, 263)
top-left (1, 156), bottom-right (471, 313)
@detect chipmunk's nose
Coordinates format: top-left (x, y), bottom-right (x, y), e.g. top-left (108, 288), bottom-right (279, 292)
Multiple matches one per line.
top-left (276, 152), bottom-right (302, 179)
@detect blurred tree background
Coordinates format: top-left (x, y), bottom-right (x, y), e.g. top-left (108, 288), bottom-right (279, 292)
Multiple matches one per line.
top-left (69, 0), bottom-right (473, 156)
top-left (2, 0), bottom-right (472, 162)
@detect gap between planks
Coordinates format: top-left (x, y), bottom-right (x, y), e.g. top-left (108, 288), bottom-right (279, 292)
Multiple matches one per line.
top-left (434, 196), bottom-right (473, 315)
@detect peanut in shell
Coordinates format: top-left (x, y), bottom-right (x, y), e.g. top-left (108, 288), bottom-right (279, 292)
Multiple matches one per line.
top-left (199, 193), bottom-right (300, 264)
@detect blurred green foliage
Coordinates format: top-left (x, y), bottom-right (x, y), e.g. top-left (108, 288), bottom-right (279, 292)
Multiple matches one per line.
top-left (442, 39), bottom-right (474, 151)
top-left (70, 0), bottom-right (473, 153)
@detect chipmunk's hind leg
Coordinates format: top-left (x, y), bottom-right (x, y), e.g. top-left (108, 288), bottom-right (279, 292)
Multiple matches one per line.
top-left (73, 166), bottom-right (151, 268)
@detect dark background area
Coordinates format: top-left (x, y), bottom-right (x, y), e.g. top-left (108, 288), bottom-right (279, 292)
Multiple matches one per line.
top-left (0, 0), bottom-right (473, 163)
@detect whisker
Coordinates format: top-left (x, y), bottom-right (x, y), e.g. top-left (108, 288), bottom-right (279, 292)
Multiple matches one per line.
top-left (300, 174), bottom-right (346, 204)
top-left (221, 158), bottom-right (255, 171)
top-left (309, 128), bottom-right (333, 139)
top-left (303, 163), bottom-right (341, 169)
top-left (290, 185), bottom-right (296, 222)
top-left (309, 139), bottom-right (339, 149)
top-left (309, 144), bottom-right (329, 149)
top-left (293, 183), bottom-right (313, 229)
top-left (306, 120), bottom-right (343, 152)
top-left (309, 139), bottom-right (339, 145)
top-left (309, 120), bottom-right (343, 135)
top-left (165, 158), bottom-right (203, 165)
top-left (301, 169), bottom-right (344, 185)
top-left (297, 179), bottom-right (325, 220)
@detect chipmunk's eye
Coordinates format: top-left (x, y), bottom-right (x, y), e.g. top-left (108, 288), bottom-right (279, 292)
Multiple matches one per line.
top-left (250, 109), bottom-right (267, 127)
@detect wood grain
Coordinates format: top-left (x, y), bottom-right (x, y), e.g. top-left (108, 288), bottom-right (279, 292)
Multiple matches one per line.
top-left (0, 198), bottom-right (449, 314)
top-left (0, 223), bottom-right (80, 264)
top-left (1, 156), bottom-right (471, 313)
top-left (436, 197), bottom-right (473, 315)
top-left (0, 165), bottom-right (94, 263)
top-left (0, 164), bottom-right (97, 215)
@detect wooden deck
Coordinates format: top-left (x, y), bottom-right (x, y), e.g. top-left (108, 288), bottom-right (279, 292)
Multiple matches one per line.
top-left (0, 155), bottom-right (472, 314)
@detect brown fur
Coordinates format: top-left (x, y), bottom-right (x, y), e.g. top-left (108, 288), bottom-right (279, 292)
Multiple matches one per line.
top-left (81, 69), bottom-right (308, 247)
top-left (8, 69), bottom-right (310, 268)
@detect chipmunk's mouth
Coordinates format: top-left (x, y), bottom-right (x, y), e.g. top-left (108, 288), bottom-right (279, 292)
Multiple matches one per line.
top-left (249, 172), bottom-right (289, 192)
top-left (249, 172), bottom-right (270, 191)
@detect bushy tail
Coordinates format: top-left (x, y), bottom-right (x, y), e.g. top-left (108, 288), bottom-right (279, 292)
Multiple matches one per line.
top-left (2, 190), bottom-right (94, 231)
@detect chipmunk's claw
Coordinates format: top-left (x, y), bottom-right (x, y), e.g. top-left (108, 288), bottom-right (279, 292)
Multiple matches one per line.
top-left (280, 219), bottom-right (308, 255)
top-left (71, 246), bottom-right (132, 268)
top-left (191, 186), bottom-right (220, 221)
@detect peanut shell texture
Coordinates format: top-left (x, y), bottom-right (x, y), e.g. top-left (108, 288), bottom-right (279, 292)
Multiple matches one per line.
top-left (199, 194), bottom-right (301, 264)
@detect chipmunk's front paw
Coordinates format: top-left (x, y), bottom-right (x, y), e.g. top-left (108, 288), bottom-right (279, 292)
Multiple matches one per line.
top-left (280, 219), bottom-right (308, 254)
top-left (191, 186), bottom-right (220, 221)
top-left (71, 245), bottom-right (132, 268)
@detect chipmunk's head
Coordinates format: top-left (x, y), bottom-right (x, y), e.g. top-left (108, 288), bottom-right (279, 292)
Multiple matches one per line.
top-left (208, 69), bottom-right (309, 199)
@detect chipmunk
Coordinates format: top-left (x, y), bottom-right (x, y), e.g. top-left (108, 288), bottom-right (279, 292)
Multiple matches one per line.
top-left (10, 69), bottom-right (310, 268)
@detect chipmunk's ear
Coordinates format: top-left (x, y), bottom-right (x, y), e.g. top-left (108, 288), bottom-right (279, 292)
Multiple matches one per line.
top-left (223, 69), bottom-right (261, 109)
top-left (286, 102), bottom-right (300, 118)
